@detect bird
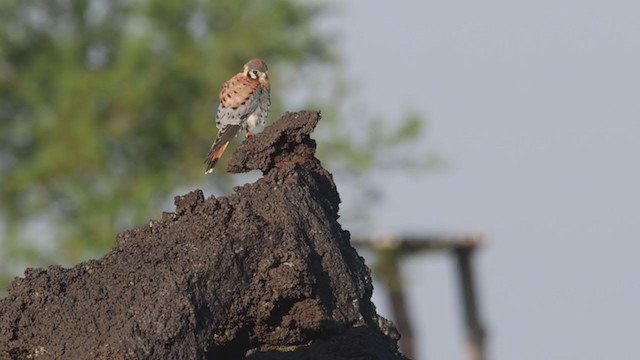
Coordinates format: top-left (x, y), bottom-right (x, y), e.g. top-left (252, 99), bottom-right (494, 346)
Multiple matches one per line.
top-left (204, 58), bottom-right (271, 174)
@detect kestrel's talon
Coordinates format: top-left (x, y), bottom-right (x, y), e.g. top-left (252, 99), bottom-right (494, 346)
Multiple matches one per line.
top-left (203, 59), bottom-right (271, 174)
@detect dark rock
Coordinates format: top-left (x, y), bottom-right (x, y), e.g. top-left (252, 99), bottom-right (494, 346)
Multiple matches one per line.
top-left (0, 111), bottom-right (407, 359)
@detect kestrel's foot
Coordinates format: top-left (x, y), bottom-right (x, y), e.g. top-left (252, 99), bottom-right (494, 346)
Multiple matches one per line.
top-left (245, 132), bottom-right (255, 138)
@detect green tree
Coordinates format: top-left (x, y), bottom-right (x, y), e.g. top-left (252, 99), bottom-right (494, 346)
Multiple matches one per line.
top-left (0, 0), bottom-right (432, 289)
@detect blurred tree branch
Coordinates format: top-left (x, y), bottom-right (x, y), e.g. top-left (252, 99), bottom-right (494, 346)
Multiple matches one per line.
top-left (0, 0), bottom-right (437, 289)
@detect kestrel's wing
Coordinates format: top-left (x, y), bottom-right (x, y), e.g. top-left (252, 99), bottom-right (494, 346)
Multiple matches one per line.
top-left (216, 73), bottom-right (262, 127)
top-left (204, 123), bottom-right (241, 174)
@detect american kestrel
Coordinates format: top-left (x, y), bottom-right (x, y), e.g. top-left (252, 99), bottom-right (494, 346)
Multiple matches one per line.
top-left (204, 59), bottom-right (271, 174)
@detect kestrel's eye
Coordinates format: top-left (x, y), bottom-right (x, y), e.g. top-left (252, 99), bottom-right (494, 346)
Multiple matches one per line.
top-left (250, 70), bottom-right (259, 78)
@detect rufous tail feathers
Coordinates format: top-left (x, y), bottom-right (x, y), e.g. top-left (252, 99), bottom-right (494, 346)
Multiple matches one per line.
top-left (204, 124), bottom-right (241, 174)
top-left (204, 141), bottom-right (229, 174)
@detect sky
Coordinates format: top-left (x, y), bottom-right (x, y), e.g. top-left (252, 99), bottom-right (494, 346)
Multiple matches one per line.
top-left (320, 0), bottom-right (640, 359)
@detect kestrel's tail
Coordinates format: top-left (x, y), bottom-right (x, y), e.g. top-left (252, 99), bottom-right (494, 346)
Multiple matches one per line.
top-left (204, 124), bottom-right (241, 174)
top-left (204, 142), bottom-right (229, 174)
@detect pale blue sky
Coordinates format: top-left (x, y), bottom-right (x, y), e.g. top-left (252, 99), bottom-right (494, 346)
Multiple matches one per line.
top-left (322, 0), bottom-right (640, 359)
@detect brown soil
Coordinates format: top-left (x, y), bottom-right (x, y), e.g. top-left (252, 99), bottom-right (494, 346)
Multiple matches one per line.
top-left (0, 111), bottom-right (407, 359)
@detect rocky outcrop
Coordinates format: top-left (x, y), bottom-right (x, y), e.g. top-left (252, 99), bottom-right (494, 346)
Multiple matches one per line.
top-left (0, 111), bottom-right (406, 359)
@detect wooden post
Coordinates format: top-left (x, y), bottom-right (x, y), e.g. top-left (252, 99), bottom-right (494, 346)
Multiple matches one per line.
top-left (454, 246), bottom-right (486, 360)
top-left (384, 255), bottom-right (415, 358)
top-left (351, 233), bottom-right (487, 360)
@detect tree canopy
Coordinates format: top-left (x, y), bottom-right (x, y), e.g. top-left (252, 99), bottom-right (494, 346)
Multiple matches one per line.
top-left (0, 0), bottom-right (431, 289)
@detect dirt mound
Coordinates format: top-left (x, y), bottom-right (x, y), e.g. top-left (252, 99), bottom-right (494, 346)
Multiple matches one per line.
top-left (0, 111), bottom-right (406, 359)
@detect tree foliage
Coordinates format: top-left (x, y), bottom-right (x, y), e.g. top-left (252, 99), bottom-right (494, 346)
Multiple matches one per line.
top-left (0, 0), bottom-right (432, 287)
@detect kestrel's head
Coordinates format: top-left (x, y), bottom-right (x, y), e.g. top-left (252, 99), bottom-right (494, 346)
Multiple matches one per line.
top-left (243, 59), bottom-right (268, 80)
